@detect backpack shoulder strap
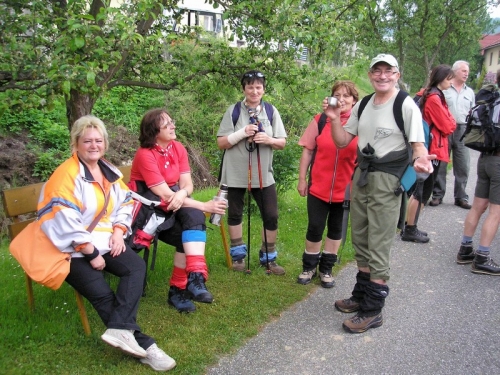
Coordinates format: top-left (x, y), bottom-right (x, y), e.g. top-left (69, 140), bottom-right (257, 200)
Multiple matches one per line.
top-left (393, 90), bottom-right (409, 135)
top-left (357, 93), bottom-right (374, 120)
top-left (317, 113), bottom-right (328, 135)
top-left (263, 101), bottom-right (274, 124)
top-left (231, 102), bottom-right (242, 127)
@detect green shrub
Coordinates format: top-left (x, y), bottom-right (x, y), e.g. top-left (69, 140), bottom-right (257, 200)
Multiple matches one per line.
top-left (33, 149), bottom-right (71, 180)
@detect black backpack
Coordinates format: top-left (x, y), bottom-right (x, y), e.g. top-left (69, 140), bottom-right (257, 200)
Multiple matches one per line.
top-left (126, 181), bottom-right (176, 270)
top-left (461, 85), bottom-right (500, 153)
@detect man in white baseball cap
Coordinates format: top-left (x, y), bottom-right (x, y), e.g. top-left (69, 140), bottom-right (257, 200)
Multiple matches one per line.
top-left (322, 53), bottom-right (436, 333)
top-left (369, 53), bottom-right (399, 69)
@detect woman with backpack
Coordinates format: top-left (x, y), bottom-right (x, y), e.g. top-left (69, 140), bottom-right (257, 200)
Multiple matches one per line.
top-left (128, 108), bottom-right (227, 313)
top-left (401, 64), bottom-right (457, 243)
top-left (296, 80), bottom-right (359, 287)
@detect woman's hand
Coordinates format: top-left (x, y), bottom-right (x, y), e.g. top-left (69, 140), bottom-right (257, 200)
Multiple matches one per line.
top-left (90, 255), bottom-right (106, 271)
top-left (167, 189), bottom-right (188, 211)
top-left (109, 230), bottom-right (126, 257)
top-left (204, 198), bottom-right (228, 214)
top-left (297, 179), bottom-right (308, 197)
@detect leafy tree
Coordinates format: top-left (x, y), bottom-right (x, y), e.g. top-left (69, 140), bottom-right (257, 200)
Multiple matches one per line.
top-left (354, 0), bottom-right (495, 91)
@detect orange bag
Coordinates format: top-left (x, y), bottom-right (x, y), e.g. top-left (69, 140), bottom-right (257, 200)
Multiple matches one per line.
top-left (9, 221), bottom-right (71, 290)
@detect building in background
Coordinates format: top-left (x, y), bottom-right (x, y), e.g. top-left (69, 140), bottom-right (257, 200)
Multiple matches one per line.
top-left (480, 32), bottom-right (500, 83)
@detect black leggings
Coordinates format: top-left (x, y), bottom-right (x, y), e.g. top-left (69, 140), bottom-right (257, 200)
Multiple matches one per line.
top-left (412, 160), bottom-right (441, 204)
top-left (306, 193), bottom-right (343, 243)
top-left (227, 185), bottom-right (278, 231)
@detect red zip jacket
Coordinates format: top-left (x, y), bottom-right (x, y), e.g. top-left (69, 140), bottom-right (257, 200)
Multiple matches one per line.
top-left (418, 89), bottom-right (457, 162)
top-left (308, 114), bottom-right (358, 203)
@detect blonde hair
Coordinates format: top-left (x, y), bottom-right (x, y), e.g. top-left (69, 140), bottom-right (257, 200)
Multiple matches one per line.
top-left (70, 115), bottom-right (109, 153)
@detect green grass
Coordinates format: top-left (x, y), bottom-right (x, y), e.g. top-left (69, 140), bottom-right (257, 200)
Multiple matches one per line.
top-left (0, 187), bottom-right (354, 374)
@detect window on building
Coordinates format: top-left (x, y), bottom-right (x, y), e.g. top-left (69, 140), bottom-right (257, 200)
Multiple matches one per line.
top-left (490, 52), bottom-right (493, 66)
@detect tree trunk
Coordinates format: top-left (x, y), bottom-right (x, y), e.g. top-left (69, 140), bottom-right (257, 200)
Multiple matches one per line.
top-left (65, 89), bottom-right (96, 130)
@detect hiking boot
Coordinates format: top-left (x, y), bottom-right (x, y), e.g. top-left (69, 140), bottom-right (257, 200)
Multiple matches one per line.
top-left (428, 197), bottom-right (442, 206)
top-left (471, 253), bottom-right (500, 275)
top-left (400, 227), bottom-right (427, 237)
top-left (261, 260), bottom-right (286, 275)
top-left (101, 329), bottom-right (147, 358)
top-left (455, 199), bottom-right (471, 209)
top-left (335, 298), bottom-right (361, 313)
top-left (140, 343), bottom-right (177, 371)
top-left (343, 313), bottom-right (383, 333)
top-left (168, 286), bottom-right (196, 313)
top-left (232, 259), bottom-right (246, 272)
top-left (297, 269), bottom-right (316, 285)
top-left (457, 244), bottom-right (475, 264)
top-left (319, 272), bottom-right (335, 288)
top-left (401, 225), bottom-right (430, 243)
top-left (187, 272), bottom-right (213, 303)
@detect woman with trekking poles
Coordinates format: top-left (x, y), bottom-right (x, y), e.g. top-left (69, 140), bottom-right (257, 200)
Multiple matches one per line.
top-left (401, 64), bottom-right (457, 243)
top-left (37, 115), bottom-right (176, 371)
top-left (128, 108), bottom-right (227, 313)
top-left (216, 70), bottom-right (287, 275)
top-left (296, 80), bottom-right (359, 288)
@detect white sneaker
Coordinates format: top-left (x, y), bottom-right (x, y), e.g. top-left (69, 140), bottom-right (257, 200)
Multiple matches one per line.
top-left (101, 329), bottom-right (147, 358)
top-left (140, 343), bottom-right (177, 371)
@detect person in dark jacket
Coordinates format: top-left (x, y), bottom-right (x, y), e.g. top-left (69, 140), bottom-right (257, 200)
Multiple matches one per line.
top-left (296, 80), bottom-right (359, 287)
top-left (401, 65), bottom-right (457, 243)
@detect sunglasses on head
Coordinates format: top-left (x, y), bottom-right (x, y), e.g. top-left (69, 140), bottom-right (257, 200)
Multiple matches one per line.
top-left (243, 72), bottom-right (265, 79)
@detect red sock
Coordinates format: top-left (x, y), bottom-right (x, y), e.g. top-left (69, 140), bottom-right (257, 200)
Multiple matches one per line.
top-left (169, 266), bottom-right (188, 289)
top-left (186, 255), bottom-right (208, 281)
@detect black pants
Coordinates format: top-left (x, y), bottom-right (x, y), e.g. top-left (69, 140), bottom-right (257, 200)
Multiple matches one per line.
top-left (65, 247), bottom-right (155, 350)
top-left (306, 193), bottom-right (343, 242)
top-left (227, 185), bottom-right (278, 231)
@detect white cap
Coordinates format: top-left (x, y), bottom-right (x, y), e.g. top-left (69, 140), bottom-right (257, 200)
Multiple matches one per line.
top-left (370, 54), bottom-right (399, 69)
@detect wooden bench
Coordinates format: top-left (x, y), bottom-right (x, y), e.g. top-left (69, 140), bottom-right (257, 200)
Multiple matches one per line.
top-left (2, 165), bottom-right (231, 336)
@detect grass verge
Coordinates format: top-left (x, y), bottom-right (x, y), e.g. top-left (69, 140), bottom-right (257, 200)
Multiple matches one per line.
top-left (0, 188), bottom-right (354, 374)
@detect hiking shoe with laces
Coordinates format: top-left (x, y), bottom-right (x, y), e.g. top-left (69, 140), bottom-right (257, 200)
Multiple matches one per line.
top-left (261, 260), bottom-right (286, 275)
top-left (335, 298), bottom-right (361, 313)
top-left (101, 329), bottom-right (147, 358)
top-left (232, 259), bottom-right (246, 272)
top-left (168, 286), bottom-right (196, 313)
top-left (471, 253), bottom-right (500, 275)
top-left (343, 313), bottom-right (383, 333)
top-left (401, 226), bottom-right (430, 243)
top-left (319, 272), bottom-right (335, 288)
top-left (297, 269), bottom-right (316, 285)
top-left (187, 272), bottom-right (213, 303)
top-left (457, 244), bottom-right (475, 264)
top-left (140, 343), bottom-right (177, 371)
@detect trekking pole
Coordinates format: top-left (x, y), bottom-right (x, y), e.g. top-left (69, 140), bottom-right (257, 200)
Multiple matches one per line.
top-left (256, 141), bottom-right (271, 274)
top-left (338, 183), bottom-right (351, 264)
top-left (246, 146), bottom-right (252, 274)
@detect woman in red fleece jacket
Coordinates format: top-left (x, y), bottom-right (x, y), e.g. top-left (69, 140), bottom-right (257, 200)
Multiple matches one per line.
top-left (402, 65), bottom-right (457, 243)
top-left (296, 80), bottom-right (359, 288)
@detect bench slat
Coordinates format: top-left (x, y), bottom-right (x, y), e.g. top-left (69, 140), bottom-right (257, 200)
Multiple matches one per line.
top-left (2, 182), bottom-right (45, 217)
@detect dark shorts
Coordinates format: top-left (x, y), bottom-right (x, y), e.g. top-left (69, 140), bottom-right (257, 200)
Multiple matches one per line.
top-left (475, 154), bottom-right (500, 205)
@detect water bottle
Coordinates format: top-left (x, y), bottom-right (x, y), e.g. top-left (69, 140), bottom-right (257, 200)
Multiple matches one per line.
top-left (209, 184), bottom-right (228, 226)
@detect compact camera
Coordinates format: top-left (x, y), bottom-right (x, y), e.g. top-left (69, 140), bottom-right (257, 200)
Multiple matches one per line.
top-left (327, 96), bottom-right (340, 108)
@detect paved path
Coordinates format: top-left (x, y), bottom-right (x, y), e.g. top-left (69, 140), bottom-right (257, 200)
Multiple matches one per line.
top-left (207, 151), bottom-right (500, 375)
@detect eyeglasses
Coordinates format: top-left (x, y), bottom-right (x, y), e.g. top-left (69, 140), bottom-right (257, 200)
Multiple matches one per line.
top-left (243, 72), bottom-right (265, 79)
top-left (370, 69), bottom-right (398, 77)
top-left (160, 120), bottom-right (175, 129)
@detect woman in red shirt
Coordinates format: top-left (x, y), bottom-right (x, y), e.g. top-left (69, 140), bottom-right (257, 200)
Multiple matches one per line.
top-left (296, 81), bottom-right (359, 287)
top-left (402, 65), bottom-right (456, 243)
top-left (129, 108), bottom-right (227, 313)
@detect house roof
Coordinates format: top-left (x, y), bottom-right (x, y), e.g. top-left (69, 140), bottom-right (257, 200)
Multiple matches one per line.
top-left (480, 32), bottom-right (500, 53)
